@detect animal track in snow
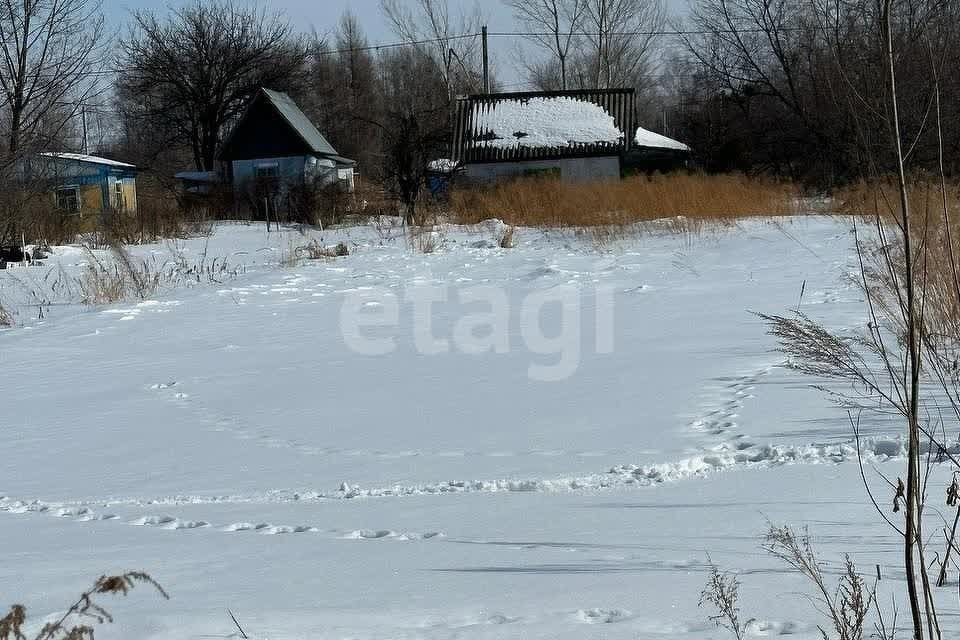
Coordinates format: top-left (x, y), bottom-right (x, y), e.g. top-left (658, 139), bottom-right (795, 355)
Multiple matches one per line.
top-left (342, 529), bottom-right (444, 541)
top-left (0, 432), bottom-right (925, 548)
top-left (101, 300), bottom-right (182, 322)
top-left (0, 494), bottom-right (444, 540)
top-left (148, 382), bottom-right (623, 461)
top-left (574, 608), bottom-right (631, 624)
top-left (687, 364), bottom-right (775, 440)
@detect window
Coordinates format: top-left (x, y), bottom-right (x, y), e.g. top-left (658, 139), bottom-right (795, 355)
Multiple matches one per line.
top-left (55, 186), bottom-right (80, 214)
top-left (255, 163), bottom-right (279, 179)
top-left (114, 179), bottom-right (125, 210)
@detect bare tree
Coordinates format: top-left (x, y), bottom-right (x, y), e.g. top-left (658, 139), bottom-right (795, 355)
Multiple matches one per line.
top-left (380, 0), bottom-right (485, 99)
top-left (116, 1), bottom-right (308, 171)
top-left (583, 0), bottom-right (665, 89)
top-left (503, 0), bottom-right (587, 90)
top-left (367, 48), bottom-right (449, 221)
top-left (0, 0), bottom-right (107, 156)
top-left (758, 3), bottom-right (960, 638)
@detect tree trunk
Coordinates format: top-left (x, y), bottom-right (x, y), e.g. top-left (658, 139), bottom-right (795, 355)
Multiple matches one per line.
top-left (884, 0), bottom-right (925, 636)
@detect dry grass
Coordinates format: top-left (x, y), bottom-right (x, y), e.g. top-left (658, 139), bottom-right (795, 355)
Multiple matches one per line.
top-left (702, 525), bottom-right (879, 640)
top-left (77, 242), bottom-right (240, 305)
top-left (496, 224), bottom-right (516, 248)
top-left (0, 571), bottom-right (167, 640)
top-left (0, 300), bottom-right (12, 327)
top-left (79, 245), bottom-right (161, 305)
top-left (408, 225), bottom-right (443, 253)
top-left (834, 176), bottom-right (960, 221)
top-left (452, 173), bottom-right (801, 233)
top-left (700, 558), bottom-right (745, 640)
top-left (833, 176), bottom-right (960, 336)
top-left (834, 176), bottom-right (960, 409)
top-left (297, 240), bottom-right (350, 260)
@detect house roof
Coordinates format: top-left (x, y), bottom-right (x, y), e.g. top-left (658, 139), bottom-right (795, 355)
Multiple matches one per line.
top-left (260, 89), bottom-right (339, 156)
top-left (41, 152), bottom-right (137, 169)
top-left (453, 89), bottom-right (635, 164)
top-left (217, 88), bottom-right (354, 165)
top-left (634, 127), bottom-right (690, 152)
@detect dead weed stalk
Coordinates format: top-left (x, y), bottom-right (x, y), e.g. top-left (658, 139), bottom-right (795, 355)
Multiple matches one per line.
top-left (0, 571), bottom-right (167, 640)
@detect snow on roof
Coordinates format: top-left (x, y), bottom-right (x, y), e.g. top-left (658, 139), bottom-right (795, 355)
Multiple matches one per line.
top-left (471, 97), bottom-right (623, 150)
top-left (634, 127), bottom-right (690, 152)
top-left (41, 152), bottom-right (137, 169)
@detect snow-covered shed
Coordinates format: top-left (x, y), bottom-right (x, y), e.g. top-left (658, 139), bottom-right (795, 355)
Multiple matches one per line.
top-left (623, 126), bottom-right (691, 174)
top-left (452, 89), bottom-right (635, 183)
top-left (217, 88), bottom-right (356, 201)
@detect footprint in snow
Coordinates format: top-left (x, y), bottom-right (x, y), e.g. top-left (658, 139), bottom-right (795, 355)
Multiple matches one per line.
top-left (574, 608), bottom-right (631, 624)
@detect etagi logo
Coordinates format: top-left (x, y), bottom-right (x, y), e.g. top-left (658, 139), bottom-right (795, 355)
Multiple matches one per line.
top-left (339, 277), bottom-right (615, 382)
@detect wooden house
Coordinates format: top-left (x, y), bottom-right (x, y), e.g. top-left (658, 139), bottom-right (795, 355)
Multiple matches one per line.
top-left (217, 88), bottom-right (355, 208)
top-left (623, 126), bottom-right (692, 174)
top-left (37, 153), bottom-right (139, 215)
top-left (452, 89), bottom-right (636, 183)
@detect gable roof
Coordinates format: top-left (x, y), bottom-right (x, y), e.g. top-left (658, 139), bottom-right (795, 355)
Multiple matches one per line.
top-left (218, 88), bottom-right (353, 164)
top-left (453, 89), bottom-right (635, 164)
top-left (41, 152), bottom-right (137, 170)
top-left (260, 89), bottom-right (338, 156)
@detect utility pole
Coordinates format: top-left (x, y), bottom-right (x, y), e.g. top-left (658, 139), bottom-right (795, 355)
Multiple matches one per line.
top-left (482, 25), bottom-right (489, 94)
top-left (81, 106), bottom-right (88, 155)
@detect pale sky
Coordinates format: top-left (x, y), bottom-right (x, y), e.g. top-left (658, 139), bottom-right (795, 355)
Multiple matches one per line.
top-left (109, 0), bottom-right (692, 88)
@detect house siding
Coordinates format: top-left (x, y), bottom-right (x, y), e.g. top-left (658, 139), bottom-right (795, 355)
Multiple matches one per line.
top-left (37, 156), bottom-right (139, 215)
top-left (231, 156), bottom-right (339, 189)
top-left (232, 156), bottom-right (307, 185)
top-left (464, 156), bottom-right (621, 183)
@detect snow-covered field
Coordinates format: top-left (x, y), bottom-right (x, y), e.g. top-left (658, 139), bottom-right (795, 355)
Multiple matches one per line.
top-left (0, 217), bottom-right (951, 639)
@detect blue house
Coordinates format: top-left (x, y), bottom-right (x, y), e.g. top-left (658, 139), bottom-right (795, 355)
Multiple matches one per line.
top-left (37, 153), bottom-right (139, 215)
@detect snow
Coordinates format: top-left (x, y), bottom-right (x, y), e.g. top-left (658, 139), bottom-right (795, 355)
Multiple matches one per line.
top-left (471, 97), bottom-right (623, 149)
top-left (427, 158), bottom-right (460, 173)
top-left (634, 126), bottom-right (690, 152)
top-left (0, 216), bottom-right (954, 639)
top-left (40, 152), bottom-right (137, 169)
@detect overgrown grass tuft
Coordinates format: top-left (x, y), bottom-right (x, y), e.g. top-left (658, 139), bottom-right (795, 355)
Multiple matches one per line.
top-left (79, 245), bottom-right (160, 305)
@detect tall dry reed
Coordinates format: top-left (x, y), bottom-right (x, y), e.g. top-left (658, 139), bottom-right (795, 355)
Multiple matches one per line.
top-left (452, 173), bottom-right (801, 230)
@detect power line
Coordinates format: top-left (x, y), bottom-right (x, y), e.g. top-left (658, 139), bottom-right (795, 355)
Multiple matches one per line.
top-left (21, 27), bottom-right (784, 80)
top-left (488, 27), bottom-right (803, 37)
top-left (12, 25), bottom-right (794, 89)
top-left (316, 32), bottom-right (478, 57)
top-left (314, 26), bottom-right (804, 57)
